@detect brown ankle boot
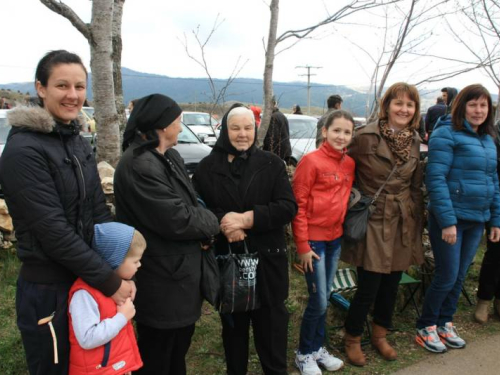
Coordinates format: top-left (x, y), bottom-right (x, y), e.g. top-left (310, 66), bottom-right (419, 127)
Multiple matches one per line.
top-left (344, 332), bottom-right (366, 366)
top-left (371, 323), bottom-right (397, 361)
top-left (474, 299), bottom-right (490, 324)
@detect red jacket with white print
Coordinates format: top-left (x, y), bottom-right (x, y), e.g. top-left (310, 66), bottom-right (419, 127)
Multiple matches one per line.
top-left (292, 141), bottom-right (355, 254)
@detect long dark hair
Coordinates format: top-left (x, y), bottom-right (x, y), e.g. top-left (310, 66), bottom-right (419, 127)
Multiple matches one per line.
top-left (451, 84), bottom-right (494, 136)
top-left (35, 50), bottom-right (88, 107)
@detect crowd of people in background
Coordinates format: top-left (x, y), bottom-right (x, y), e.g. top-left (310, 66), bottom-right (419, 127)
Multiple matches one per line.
top-left (2, 49), bottom-right (500, 375)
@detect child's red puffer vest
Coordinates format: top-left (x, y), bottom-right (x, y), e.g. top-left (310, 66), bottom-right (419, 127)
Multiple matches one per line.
top-left (68, 278), bottom-right (142, 375)
top-left (292, 141), bottom-right (355, 254)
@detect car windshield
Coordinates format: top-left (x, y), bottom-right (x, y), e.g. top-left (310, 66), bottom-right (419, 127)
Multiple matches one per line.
top-left (183, 113), bottom-right (214, 127)
top-left (82, 107), bottom-right (94, 118)
top-left (178, 123), bottom-right (201, 144)
top-left (0, 116), bottom-right (10, 144)
top-left (288, 117), bottom-right (317, 139)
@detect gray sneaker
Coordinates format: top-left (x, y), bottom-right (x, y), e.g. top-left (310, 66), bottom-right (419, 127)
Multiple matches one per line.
top-left (437, 322), bottom-right (466, 349)
top-left (416, 325), bottom-right (447, 353)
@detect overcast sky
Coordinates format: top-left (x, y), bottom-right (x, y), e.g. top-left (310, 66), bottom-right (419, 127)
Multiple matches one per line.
top-left (1, 0), bottom-right (498, 101)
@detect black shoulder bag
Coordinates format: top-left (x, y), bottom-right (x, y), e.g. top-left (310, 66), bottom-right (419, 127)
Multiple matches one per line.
top-left (343, 164), bottom-right (398, 242)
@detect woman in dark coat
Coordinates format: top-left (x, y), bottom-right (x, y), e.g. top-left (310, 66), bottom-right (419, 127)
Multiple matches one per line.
top-left (192, 105), bottom-right (297, 375)
top-left (114, 94), bottom-right (220, 375)
top-left (0, 50), bottom-right (129, 375)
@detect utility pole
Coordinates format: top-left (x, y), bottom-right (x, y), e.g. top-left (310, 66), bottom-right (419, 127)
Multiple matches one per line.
top-left (296, 65), bottom-right (322, 115)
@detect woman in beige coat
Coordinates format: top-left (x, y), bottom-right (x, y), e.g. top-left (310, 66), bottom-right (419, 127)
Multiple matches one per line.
top-left (342, 82), bottom-right (424, 366)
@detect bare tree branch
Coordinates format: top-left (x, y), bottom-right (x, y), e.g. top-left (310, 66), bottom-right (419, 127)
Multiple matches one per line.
top-left (40, 0), bottom-right (91, 41)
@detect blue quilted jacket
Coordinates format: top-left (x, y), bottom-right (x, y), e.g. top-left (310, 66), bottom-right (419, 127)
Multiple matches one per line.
top-left (426, 115), bottom-right (500, 229)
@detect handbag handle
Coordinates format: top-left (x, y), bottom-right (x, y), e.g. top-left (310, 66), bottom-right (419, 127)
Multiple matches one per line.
top-left (371, 164), bottom-right (398, 204)
top-left (227, 240), bottom-right (249, 255)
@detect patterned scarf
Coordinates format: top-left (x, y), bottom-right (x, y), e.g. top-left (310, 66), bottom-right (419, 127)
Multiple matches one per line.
top-left (379, 120), bottom-right (414, 165)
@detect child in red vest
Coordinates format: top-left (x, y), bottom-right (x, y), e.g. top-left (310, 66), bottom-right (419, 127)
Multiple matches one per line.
top-left (292, 110), bottom-right (356, 374)
top-left (68, 223), bottom-right (146, 375)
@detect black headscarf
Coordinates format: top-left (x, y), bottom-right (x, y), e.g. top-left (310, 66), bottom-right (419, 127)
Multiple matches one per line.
top-left (212, 103), bottom-right (257, 177)
top-left (122, 94), bottom-right (182, 151)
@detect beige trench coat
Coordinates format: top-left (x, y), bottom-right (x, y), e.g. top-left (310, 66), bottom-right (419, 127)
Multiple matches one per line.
top-left (341, 122), bottom-right (424, 274)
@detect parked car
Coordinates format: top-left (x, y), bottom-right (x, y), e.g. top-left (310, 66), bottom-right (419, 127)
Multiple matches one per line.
top-left (0, 109), bottom-right (11, 196)
top-left (286, 114), bottom-right (318, 167)
top-left (181, 112), bottom-right (218, 147)
top-left (0, 110), bottom-right (10, 157)
top-left (174, 122), bottom-right (212, 176)
top-left (81, 106), bottom-right (96, 132)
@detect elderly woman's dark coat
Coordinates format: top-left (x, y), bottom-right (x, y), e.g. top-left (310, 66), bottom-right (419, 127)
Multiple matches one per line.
top-left (192, 149), bottom-right (297, 307)
top-left (114, 138), bottom-right (219, 329)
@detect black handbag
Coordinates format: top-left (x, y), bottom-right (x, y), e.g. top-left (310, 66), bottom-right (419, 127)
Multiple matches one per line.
top-left (217, 242), bottom-right (260, 314)
top-left (343, 165), bottom-right (398, 242)
top-left (200, 248), bottom-right (220, 307)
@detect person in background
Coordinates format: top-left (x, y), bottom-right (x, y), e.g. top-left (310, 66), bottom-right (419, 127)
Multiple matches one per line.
top-left (292, 104), bottom-right (303, 115)
top-left (441, 87), bottom-right (458, 115)
top-left (292, 110), bottom-right (356, 374)
top-left (250, 105), bottom-right (262, 127)
top-left (68, 223), bottom-right (146, 375)
top-left (263, 97), bottom-right (292, 163)
top-left (425, 96), bottom-right (447, 138)
top-left (416, 84), bottom-right (500, 353)
top-left (0, 50), bottom-right (131, 375)
top-left (193, 105), bottom-right (297, 375)
top-left (114, 94), bottom-right (219, 375)
top-left (316, 94), bottom-right (343, 148)
top-left (342, 82), bottom-right (424, 367)
top-left (475, 124), bottom-right (500, 324)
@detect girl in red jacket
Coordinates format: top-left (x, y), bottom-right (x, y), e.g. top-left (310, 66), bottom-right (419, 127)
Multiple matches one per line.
top-left (293, 110), bottom-right (355, 374)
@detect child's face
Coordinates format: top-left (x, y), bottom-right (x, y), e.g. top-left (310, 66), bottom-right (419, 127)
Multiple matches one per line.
top-left (322, 117), bottom-right (354, 151)
top-left (116, 251), bottom-right (142, 280)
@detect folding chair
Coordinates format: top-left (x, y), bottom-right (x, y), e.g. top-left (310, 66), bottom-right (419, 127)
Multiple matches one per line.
top-left (329, 268), bottom-right (371, 340)
top-left (399, 272), bottom-right (422, 317)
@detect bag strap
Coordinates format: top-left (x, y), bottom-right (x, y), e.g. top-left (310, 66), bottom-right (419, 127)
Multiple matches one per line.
top-left (227, 240), bottom-right (249, 255)
top-left (371, 164), bottom-right (398, 204)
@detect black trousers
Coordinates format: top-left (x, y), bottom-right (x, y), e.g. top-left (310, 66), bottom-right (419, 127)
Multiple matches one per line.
top-left (16, 276), bottom-right (72, 375)
top-left (134, 322), bottom-right (195, 375)
top-left (477, 239), bottom-right (500, 301)
top-left (221, 304), bottom-right (289, 375)
top-left (344, 268), bottom-right (402, 336)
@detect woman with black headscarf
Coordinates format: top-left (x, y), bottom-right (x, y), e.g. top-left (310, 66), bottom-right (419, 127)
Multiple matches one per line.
top-left (192, 105), bottom-right (297, 375)
top-left (114, 94), bottom-right (220, 375)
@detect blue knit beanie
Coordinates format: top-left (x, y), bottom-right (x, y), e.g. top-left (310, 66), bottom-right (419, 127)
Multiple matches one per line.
top-left (92, 222), bottom-right (135, 270)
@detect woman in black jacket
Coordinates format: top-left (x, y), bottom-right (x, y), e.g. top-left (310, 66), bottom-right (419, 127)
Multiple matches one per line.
top-left (0, 50), bottom-right (130, 375)
top-left (193, 105), bottom-right (298, 375)
top-left (114, 94), bottom-right (220, 375)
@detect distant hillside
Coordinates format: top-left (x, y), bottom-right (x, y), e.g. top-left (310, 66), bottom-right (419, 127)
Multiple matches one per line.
top-left (0, 67), bottom-right (369, 116)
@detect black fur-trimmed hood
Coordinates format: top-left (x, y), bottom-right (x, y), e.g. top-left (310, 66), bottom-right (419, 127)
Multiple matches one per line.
top-left (6, 106), bottom-right (85, 134)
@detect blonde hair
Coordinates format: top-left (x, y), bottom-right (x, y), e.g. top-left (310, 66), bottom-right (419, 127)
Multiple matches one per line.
top-left (127, 230), bottom-right (146, 258)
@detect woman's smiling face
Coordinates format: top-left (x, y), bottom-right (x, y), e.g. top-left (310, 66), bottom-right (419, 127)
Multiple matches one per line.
top-left (36, 63), bottom-right (87, 124)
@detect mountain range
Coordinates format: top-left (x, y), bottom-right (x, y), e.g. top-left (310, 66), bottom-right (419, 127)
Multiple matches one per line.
top-left (0, 67), bottom-right (371, 116)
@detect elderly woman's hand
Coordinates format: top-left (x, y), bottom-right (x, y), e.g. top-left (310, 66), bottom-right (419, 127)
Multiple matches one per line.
top-left (225, 228), bottom-right (247, 243)
top-left (221, 211), bottom-right (254, 234)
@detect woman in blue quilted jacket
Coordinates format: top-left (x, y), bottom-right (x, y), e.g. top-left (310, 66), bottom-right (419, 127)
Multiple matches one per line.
top-left (416, 84), bottom-right (500, 353)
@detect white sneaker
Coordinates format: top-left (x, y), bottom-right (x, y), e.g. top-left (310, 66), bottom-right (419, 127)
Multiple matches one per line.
top-left (312, 347), bottom-right (344, 372)
top-left (295, 352), bottom-right (322, 375)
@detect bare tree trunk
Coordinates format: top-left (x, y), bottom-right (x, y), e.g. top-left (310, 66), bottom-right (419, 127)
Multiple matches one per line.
top-left (257, 0), bottom-right (279, 147)
top-left (112, 0), bottom-right (127, 133)
top-left (90, 0), bottom-right (121, 167)
top-left (40, 0), bottom-right (123, 166)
